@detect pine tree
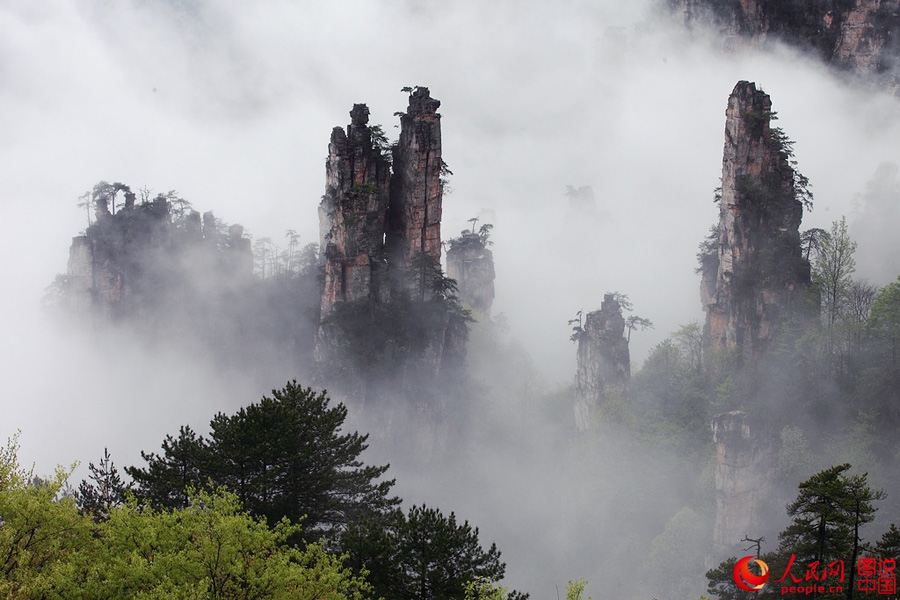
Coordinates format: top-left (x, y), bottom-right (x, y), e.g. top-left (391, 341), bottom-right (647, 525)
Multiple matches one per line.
top-left (342, 504), bottom-right (508, 600)
top-left (77, 447), bottom-right (129, 521)
top-left (126, 425), bottom-right (208, 509)
top-left (129, 381), bottom-right (398, 536)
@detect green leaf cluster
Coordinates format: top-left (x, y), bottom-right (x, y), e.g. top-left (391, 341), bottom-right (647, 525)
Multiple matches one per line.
top-left (1, 460), bottom-right (370, 599)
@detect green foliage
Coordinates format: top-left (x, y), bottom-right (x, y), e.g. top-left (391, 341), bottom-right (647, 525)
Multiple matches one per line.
top-left (369, 124), bottom-right (392, 160)
top-left (874, 523), bottom-right (900, 558)
top-left (1, 436), bottom-right (372, 599)
top-left (0, 491), bottom-right (86, 596)
top-left (769, 121), bottom-right (813, 212)
top-left (0, 430), bottom-right (24, 489)
top-left (778, 464), bottom-right (884, 569)
top-left (812, 217), bottom-right (857, 327)
top-left (869, 276), bottom-right (900, 339)
top-left (0, 440), bottom-right (86, 598)
top-left (447, 221), bottom-right (493, 253)
top-left (696, 225), bottom-right (719, 276)
top-left (409, 250), bottom-right (465, 307)
top-left (566, 579), bottom-right (590, 600)
top-left (126, 425), bottom-right (207, 510)
top-left (625, 315), bottom-right (654, 342)
top-left (674, 321), bottom-right (704, 374)
top-left (568, 309), bottom-right (585, 342)
top-left (800, 227), bottom-right (828, 261)
top-left (866, 276), bottom-right (900, 410)
top-left (464, 578), bottom-right (510, 600)
top-left (129, 382), bottom-right (398, 537)
top-left (630, 335), bottom-right (717, 458)
top-left (76, 447), bottom-right (130, 521)
top-left (78, 490), bottom-right (371, 600)
top-left (4, 486), bottom-right (370, 598)
top-left (342, 504), bottom-right (507, 600)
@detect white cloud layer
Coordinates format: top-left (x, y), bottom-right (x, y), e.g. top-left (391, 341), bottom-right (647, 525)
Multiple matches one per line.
top-left (2, 1), bottom-right (899, 595)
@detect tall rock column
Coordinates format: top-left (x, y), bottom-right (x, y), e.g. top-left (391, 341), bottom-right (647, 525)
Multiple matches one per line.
top-left (574, 293), bottom-right (631, 431)
top-left (701, 81), bottom-right (813, 356)
top-left (702, 81), bottom-right (816, 560)
top-left (388, 87), bottom-right (443, 266)
top-left (318, 104), bottom-right (392, 315)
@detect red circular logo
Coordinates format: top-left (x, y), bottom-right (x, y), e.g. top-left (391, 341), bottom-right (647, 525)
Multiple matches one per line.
top-left (733, 556), bottom-right (770, 592)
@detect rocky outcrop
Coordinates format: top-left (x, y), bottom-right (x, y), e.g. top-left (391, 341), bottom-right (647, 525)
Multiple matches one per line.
top-left (446, 231), bottom-right (495, 318)
top-left (66, 186), bottom-right (252, 319)
top-left (318, 104), bottom-right (392, 316)
top-left (387, 88), bottom-right (444, 266)
top-left (711, 411), bottom-right (778, 556)
top-left (574, 293), bottom-right (631, 431)
top-left (319, 88), bottom-right (445, 315)
top-left (673, 0), bottom-right (900, 89)
top-left (700, 81), bottom-right (814, 357)
top-left (315, 89), bottom-right (468, 424)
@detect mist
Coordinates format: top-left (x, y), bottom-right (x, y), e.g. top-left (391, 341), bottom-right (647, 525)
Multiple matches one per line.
top-left (2, 1), bottom-right (900, 598)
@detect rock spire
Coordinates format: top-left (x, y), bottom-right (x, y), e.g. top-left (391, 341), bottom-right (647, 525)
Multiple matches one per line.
top-left (387, 87), bottom-right (444, 265)
top-left (318, 103), bottom-right (392, 315)
top-left (318, 88), bottom-right (445, 316)
top-left (574, 293), bottom-right (631, 431)
top-left (700, 81), bottom-right (813, 357)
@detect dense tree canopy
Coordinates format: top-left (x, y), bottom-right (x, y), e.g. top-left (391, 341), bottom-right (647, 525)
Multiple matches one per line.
top-left (1, 449), bottom-right (371, 599)
top-left (341, 504), bottom-right (508, 600)
top-left (127, 381), bottom-right (398, 536)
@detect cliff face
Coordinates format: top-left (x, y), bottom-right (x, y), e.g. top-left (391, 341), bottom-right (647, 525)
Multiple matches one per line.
top-left (711, 411), bottom-right (778, 556)
top-left (673, 0), bottom-right (900, 89)
top-left (319, 104), bottom-right (392, 316)
top-left (701, 81), bottom-right (813, 357)
top-left (574, 293), bottom-right (631, 431)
